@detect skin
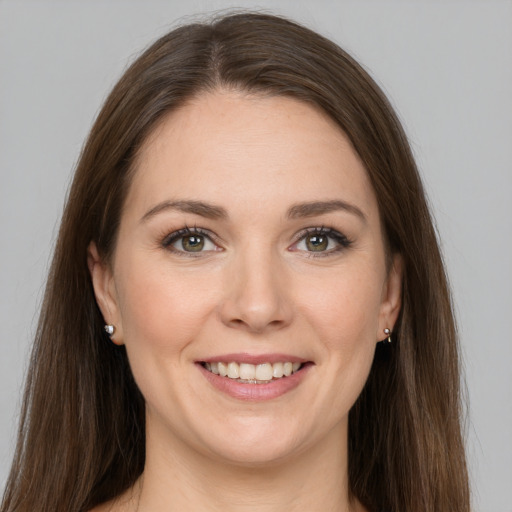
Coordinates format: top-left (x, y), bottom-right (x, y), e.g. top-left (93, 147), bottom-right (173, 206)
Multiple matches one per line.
top-left (89, 90), bottom-right (402, 512)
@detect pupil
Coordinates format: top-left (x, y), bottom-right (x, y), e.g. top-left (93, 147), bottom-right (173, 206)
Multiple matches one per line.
top-left (306, 234), bottom-right (328, 251)
top-left (182, 235), bottom-right (204, 252)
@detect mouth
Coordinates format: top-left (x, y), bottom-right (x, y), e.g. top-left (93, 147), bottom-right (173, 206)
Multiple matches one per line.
top-left (200, 360), bottom-right (305, 384)
top-left (197, 355), bottom-right (313, 400)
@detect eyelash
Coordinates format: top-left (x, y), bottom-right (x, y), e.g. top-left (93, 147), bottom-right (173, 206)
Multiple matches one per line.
top-left (160, 226), bottom-right (352, 257)
top-left (290, 227), bottom-right (353, 257)
top-left (161, 226), bottom-right (221, 257)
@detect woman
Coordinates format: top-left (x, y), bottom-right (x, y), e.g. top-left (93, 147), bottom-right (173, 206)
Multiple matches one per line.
top-left (1, 12), bottom-right (470, 512)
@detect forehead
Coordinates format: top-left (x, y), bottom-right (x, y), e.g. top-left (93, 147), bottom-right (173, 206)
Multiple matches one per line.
top-left (126, 90), bottom-right (378, 222)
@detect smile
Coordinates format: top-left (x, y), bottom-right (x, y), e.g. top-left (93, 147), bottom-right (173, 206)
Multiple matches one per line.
top-left (198, 356), bottom-right (312, 401)
top-left (202, 361), bottom-right (302, 383)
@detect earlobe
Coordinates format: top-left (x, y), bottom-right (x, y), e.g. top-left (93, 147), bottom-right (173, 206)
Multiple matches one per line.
top-left (87, 242), bottom-right (124, 345)
top-left (378, 253), bottom-right (403, 340)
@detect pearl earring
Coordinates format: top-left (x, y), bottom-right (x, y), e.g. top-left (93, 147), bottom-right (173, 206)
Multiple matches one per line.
top-left (383, 328), bottom-right (392, 344)
top-left (104, 324), bottom-right (115, 336)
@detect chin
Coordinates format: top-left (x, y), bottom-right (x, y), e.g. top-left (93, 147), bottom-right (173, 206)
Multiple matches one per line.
top-left (206, 438), bottom-right (306, 468)
top-left (193, 414), bottom-right (331, 468)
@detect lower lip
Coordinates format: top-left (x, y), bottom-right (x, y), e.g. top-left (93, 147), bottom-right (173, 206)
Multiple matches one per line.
top-left (197, 363), bottom-right (312, 401)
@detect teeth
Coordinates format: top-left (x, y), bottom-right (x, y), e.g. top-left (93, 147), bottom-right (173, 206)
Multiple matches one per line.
top-left (255, 363), bottom-right (273, 381)
top-left (227, 362), bottom-right (239, 379)
top-left (272, 362), bottom-right (284, 378)
top-left (218, 362), bottom-right (228, 377)
top-left (204, 361), bottom-right (303, 382)
top-left (239, 363), bottom-right (255, 380)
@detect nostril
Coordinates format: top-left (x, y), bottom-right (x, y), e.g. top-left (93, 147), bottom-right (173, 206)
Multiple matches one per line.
top-left (218, 274), bottom-right (293, 333)
top-left (228, 318), bottom-right (246, 328)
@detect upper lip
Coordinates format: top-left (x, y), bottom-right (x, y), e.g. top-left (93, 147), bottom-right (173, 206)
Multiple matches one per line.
top-left (199, 353), bottom-right (310, 365)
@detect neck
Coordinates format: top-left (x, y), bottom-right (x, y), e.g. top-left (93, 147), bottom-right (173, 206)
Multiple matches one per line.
top-left (128, 419), bottom-right (363, 512)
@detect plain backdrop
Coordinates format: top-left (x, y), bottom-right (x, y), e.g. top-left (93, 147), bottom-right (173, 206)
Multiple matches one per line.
top-left (0, 1), bottom-right (511, 510)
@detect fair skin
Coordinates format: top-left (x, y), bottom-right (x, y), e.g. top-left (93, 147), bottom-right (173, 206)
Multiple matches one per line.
top-left (89, 90), bottom-right (402, 512)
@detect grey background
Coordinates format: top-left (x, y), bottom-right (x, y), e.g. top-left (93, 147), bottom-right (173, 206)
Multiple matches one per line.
top-left (1, 1), bottom-right (510, 510)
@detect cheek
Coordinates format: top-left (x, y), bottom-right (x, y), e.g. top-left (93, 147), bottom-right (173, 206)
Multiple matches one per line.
top-left (112, 253), bottom-right (224, 417)
top-left (297, 264), bottom-right (383, 394)
top-left (299, 264), bottom-right (384, 347)
top-left (114, 252), bottom-right (219, 354)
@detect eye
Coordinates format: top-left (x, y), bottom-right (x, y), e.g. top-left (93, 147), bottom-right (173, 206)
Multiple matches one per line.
top-left (162, 228), bottom-right (220, 255)
top-left (290, 228), bottom-right (351, 255)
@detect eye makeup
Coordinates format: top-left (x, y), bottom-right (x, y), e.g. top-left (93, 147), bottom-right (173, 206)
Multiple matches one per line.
top-left (159, 224), bottom-right (353, 259)
top-left (289, 226), bottom-right (353, 257)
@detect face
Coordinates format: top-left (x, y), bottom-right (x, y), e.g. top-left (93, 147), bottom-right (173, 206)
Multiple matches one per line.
top-left (90, 91), bottom-right (401, 467)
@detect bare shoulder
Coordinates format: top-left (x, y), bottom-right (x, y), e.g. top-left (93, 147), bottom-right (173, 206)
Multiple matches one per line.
top-left (88, 493), bottom-right (135, 512)
top-left (88, 479), bottom-right (141, 512)
top-left (88, 503), bottom-right (111, 512)
top-left (88, 500), bottom-right (118, 512)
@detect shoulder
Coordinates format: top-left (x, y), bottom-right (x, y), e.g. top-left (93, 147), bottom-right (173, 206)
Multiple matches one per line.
top-left (88, 504), bottom-right (109, 512)
top-left (88, 497), bottom-right (129, 512)
top-left (88, 502), bottom-right (115, 512)
top-left (88, 486), bottom-right (139, 512)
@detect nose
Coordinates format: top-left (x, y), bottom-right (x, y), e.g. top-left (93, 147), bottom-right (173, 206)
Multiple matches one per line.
top-left (218, 246), bottom-right (293, 334)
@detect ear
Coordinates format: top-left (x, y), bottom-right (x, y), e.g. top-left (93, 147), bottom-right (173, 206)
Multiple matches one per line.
top-left (87, 242), bottom-right (124, 345)
top-left (377, 253), bottom-right (403, 341)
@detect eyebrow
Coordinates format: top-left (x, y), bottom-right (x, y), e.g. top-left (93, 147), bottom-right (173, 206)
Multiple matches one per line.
top-left (140, 200), bottom-right (228, 223)
top-left (287, 200), bottom-right (367, 223)
top-left (140, 199), bottom-right (366, 224)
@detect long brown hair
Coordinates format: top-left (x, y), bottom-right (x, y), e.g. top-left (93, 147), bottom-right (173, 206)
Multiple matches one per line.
top-left (1, 12), bottom-right (469, 512)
